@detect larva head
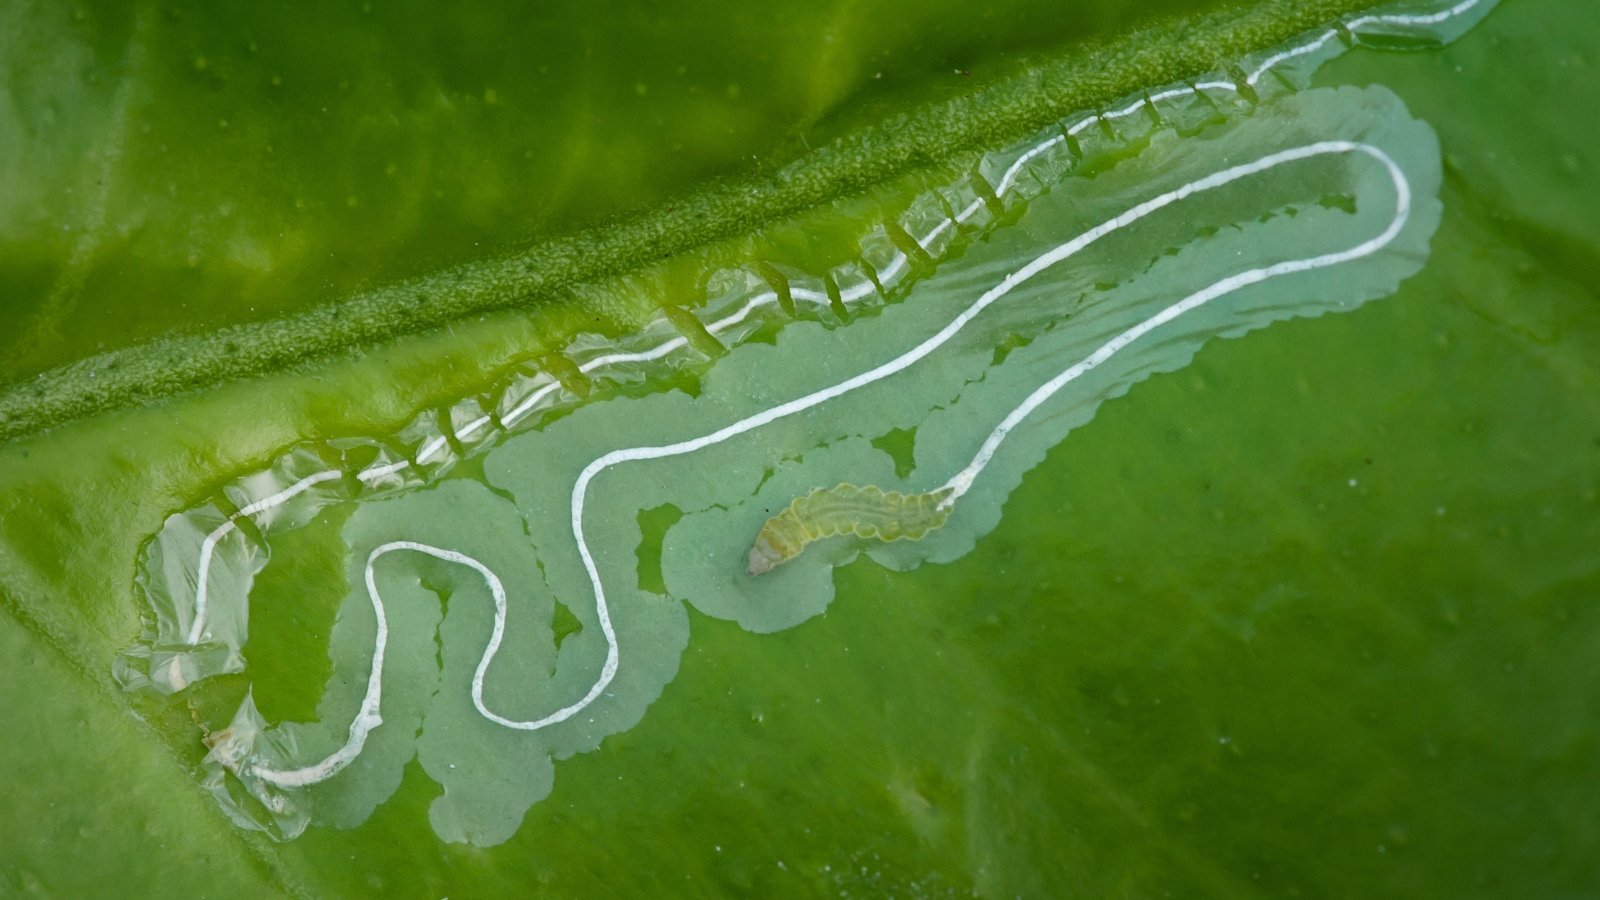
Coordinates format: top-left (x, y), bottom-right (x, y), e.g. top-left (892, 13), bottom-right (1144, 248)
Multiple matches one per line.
top-left (747, 533), bottom-right (786, 576)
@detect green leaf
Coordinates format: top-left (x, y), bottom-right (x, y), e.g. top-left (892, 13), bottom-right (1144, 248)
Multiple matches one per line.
top-left (3, 0), bottom-right (1598, 896)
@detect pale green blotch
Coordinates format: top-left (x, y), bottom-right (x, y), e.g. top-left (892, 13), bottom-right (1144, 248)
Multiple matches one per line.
top-left (205, 83), bottom-right (1444, 848)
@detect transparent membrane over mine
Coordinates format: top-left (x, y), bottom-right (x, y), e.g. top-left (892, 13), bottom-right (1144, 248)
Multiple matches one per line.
top-left (117, 0), bottom-right (1488, 847)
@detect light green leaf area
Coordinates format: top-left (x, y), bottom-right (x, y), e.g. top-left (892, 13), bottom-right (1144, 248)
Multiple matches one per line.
top-left (2, 0), bottom-right (1598, 897)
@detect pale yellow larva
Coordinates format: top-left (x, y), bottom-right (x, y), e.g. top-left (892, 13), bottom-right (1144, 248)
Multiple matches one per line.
top-left (747, 483), bottom-right (954, 576)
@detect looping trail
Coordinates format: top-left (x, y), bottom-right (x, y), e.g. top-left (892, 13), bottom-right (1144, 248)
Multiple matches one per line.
top-left (164, 0), bottom-right (1477, 793)
top-left (248, 138), bottom-right (1414, 786)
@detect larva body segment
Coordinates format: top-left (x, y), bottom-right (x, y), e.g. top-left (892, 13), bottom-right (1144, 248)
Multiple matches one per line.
top-left (747, 483), bottom-right (954, 575)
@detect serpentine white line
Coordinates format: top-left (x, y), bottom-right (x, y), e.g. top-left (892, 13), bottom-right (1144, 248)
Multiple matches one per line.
top-left (164, 1), bottom-right (1478, 788)
top-left (249, 136), bottom-right (1417, 785)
